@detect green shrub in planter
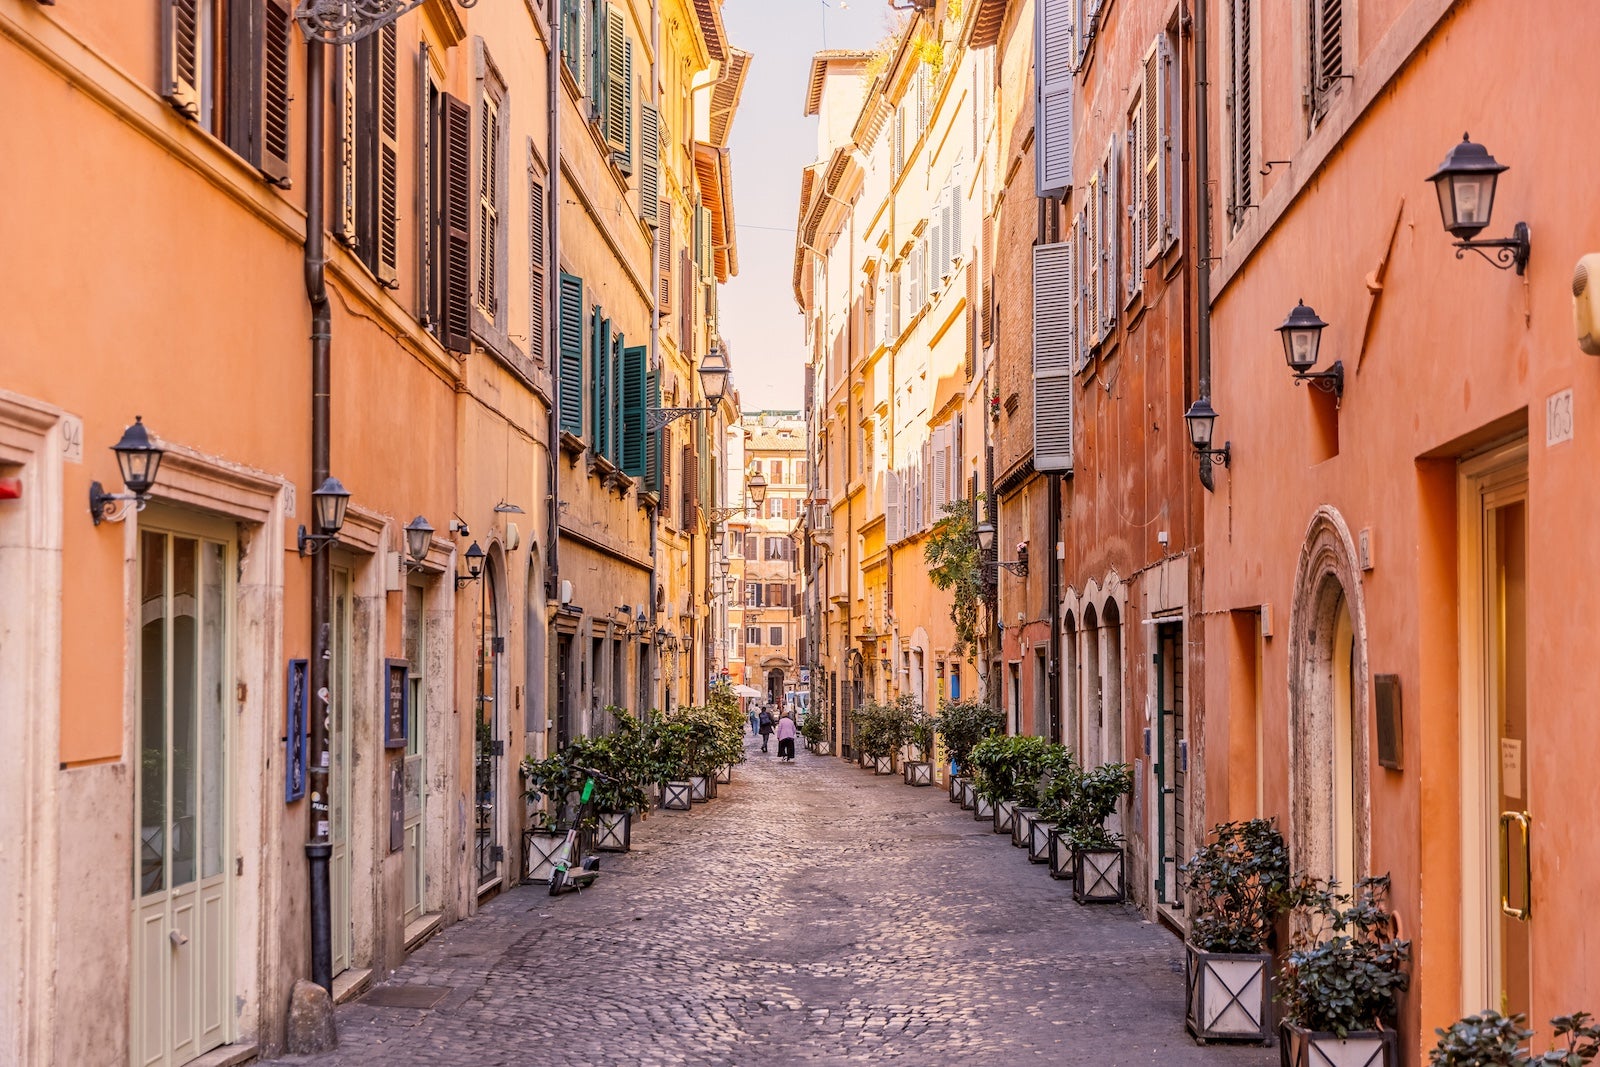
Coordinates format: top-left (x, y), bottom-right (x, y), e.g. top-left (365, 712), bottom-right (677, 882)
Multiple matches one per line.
top-left (934, 698), bottom-right (1003, 781)
top-left (853, 697), bottom-right (914, 773)
top-left (1277, 875), bottom-right (1410, 1067)
top-left (800, 708), bottom-right (827, 750)
top-left (967, 735), bottom-right (1060, 806)
top-left (1179, 819), bottom-right (1292, 1043)
top-left (1429, 1010), bottom-right (1599, 1067)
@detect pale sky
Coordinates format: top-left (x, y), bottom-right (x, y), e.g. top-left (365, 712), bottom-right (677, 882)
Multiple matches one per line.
top-left (719, 0), bottom-right (895, 412)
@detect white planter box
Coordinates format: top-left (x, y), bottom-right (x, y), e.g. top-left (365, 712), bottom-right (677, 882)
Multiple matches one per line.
top-left (993, 798), bottom-right (1017, 834)
top-left (715, 764), bottom-right (733, 784)
top-left (661, 781), bottom-right (693, 810)
top-left (959, 779), bottom-right (976, 810)
top-left (904, 761), bottom-right (934, 787)
top-left (688, 775), bottom-right (709, 803)
top-left (1012, 808), bottom-right (1038, 848)
top-left (523, 829), bottom-right (565, 883)
top-left (1279, 1024), bottom-right (1398, 1067)
top-left (973, 794), bottom-right (995, 820)
top-left (1184, 945), bottom-right (1271, 1043)
top-left (872, 754), bottom-right (894, 775)
top-left (1072, 847), bottom-right (1125, 903)
top-left (595, 811), bottom-right (632, 853)
top-left (1027, 817), bottom-right (1055, 863)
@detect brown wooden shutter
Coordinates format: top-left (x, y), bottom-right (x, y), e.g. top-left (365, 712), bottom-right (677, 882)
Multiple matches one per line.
top-left (258, 0), bottom-right (293, 185)
top-left (439, 92), bottom-right (473, 353)
top-left (477, 96), bottom-right (500, 315)
top-left (981, 213), bottom-right (995, 346)
top-left (964, 265), bottom-right (977, 381)
top-left (678, 248), bottom-right (693, 355)
top-left (335, 44), bottom-right (359, 245)
top-left (681, 442), bottom-right (698, 528)
top-left (657, 198), bottom-right (672, 316)
top-left (160, 0), bottom-right (201, 117)
top-left (376, 22), bottom-right (400, 284)
top-left (529, 178), bottom-right (547, 363)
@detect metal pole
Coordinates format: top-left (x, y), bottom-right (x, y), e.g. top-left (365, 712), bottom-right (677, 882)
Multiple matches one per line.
top-left (302, 37), bottom-right (334, 994)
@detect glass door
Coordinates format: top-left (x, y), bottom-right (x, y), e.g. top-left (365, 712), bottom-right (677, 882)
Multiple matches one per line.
top-left (133, 528), bottom-right (231, 1067)
top-left (1488, 494), bottom-right (1532, 1016)
top-left (403, 583), bottom-right (427, 923)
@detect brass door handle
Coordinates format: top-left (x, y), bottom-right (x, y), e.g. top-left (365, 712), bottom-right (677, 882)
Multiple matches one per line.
top-left (1499, 810), bottom-right (1531, 920)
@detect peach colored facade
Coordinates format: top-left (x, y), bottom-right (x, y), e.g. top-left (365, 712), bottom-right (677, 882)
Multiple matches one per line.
top-left (0, 0), bottom-right (744, 1062)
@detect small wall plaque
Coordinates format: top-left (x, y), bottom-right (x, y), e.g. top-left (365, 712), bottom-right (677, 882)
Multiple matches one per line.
top-left (1375, 674), bottom-right (1403, 770)
top-left (384, 659), bottom-right (409, 750)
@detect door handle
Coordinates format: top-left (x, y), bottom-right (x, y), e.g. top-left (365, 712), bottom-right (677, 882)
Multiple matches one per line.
top-left (1499, 810), bottom-right (1531, 920)
top-left (169, 929), bottom-right (190, 947)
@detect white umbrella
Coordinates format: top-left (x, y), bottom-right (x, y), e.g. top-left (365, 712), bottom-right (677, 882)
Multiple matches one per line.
top-left (731, 684), bottom-right (763, 698)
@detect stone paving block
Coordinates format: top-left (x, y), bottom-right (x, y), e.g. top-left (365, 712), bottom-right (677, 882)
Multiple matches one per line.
top-left (262, 739), bottom-right (1276, 1066)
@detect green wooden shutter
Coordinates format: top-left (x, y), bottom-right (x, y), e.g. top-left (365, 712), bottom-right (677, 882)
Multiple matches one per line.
top-left (557, 273), bottom-right (585, 435)
top-left (592, 312), bottom-right (609, 454)
top-left (609, 330), bottom-right (625, 464)
top-left (643, 366), bottom-right (660, 491)
top-left (620, 344), bottom-right (646, 476)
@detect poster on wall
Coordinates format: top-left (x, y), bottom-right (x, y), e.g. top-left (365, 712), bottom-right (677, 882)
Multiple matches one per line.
top-left (389, 758), bottom-right (405, 853)
top-left (384, 659), bottom-right (409, 749)
top-left (285, 658), bottom-right (309, 802)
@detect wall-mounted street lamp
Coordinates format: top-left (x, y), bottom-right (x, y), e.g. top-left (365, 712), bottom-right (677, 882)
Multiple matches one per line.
top-left (401, 515), bottom-right (434, 572)
top-left (1277, 300), bottom-right (1344, 399)
top-left (710, 470), bottom-right (769, 526)
top-left (974, 521), bottom-right (1029, 577)
top-left (297, 476), bottom-right (352, 555)
top-left (455, 540), bottom-right (485, 588)
top-left (647, 347), bottom-right (731, 432)
top-left (1427, 134), bottom-right (1530, 275)
top-left (89, 416), bottom-right (165, 525)
top-left (294, 0), bottom-right (479, 44)
top-left (1184, 397), bottom-right (1231, 493)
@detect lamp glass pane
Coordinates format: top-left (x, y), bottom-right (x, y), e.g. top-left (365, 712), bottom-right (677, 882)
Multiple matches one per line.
top-left (1187, 411), bottom-right (1214, 451)
top-left (407, 527), bottom-right (431, 562)
top-left (1433, 175), bottom-right (1457, 232)
top-left (315, 491), bottom-right (348, 533)
top-left (119, 448), bottom-right (157, 493)
top-left (1284, 329), bottom-right (1318, 372)
top-left (1453, 172), bottom-right (1496, 230)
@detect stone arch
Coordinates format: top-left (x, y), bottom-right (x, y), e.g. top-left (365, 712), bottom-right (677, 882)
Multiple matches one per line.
top-left (1081, 603), bottom-right (1101, 762)
top-left (1061, 609), bottom-right (1078, 749)
top-left (1287, 506), bottom-right (1372, 888)
top-left (1101, 598), bottom-right (1125, 767)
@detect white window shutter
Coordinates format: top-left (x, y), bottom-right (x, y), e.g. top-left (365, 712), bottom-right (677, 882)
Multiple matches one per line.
top-left (1142, 43), bottom-right (1161, 264)
top-left (1104, 141), bottom-right (1118, 330)
top-left (932, 426), bottom-right (950, 511)
top-left (908, 246), bottom-right (923, 312)
top-left (1036, 0), bottom-right (1076, 195)
top-left (886, 471), bottom-right (902, 543)
top-left (1034, 242), bottom-right (1075, 472)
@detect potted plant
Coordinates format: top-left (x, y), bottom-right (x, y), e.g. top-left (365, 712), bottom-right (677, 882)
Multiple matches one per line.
top-left (852, 701), bottom-right (901, 775)
top-left (707, 683), bottom-right (746, 783)
top-left (521, 748), bottom-right (582, 882)
top-left (800, 707), bottom-right (827, 754)
top-left (652, 717), bottom-right (694, 811)
top-left (1023, 748), bottom-right (1073, 864)
top-left (1277, 875), bottom-right (1411, 1067)
top-left (935, 698), bottom-right (1003, 802)
top-left (968, 735), bottom-right (1057, 834)
top-left (1178, 818), bottom-right (1292, 1044)
top-left (901, 698), bottom-right (936, 786)
top-left (1429, 1009), bottom-right (1599, 1066)
top-left (1042, 761), bottom-right (1133, 902)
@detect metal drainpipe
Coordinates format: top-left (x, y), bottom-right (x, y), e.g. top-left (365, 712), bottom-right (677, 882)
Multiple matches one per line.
top-left (546, 0), bottom-right (563, 630)
top-left (302, 38), bottom-right (333, 995)
top-left (1047, 472), bottom-right (1061, 743)
top-left (1194, 0), bottom-right (1214, 404)
top-left (646, 0), bottom-right (659, 706)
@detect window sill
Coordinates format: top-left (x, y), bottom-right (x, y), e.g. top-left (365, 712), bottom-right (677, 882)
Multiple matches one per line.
top-left (560, 431), bottom-right (588, 461)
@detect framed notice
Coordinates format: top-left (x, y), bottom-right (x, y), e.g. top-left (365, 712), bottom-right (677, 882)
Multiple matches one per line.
top-left (285, 659), bottom-right (309, 802)
top-left (384, 659), bottom-right (409, 750)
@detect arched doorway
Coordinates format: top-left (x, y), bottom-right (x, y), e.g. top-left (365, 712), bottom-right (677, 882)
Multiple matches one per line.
top-left (1082, 604), bottom-right (1102, 763)
top-left (1102, 599), bottom-right (1124, 768)
top-left (475, 557), bottom-right (504, 890)
top-left (1289, 508), bottom-right (1369, 890)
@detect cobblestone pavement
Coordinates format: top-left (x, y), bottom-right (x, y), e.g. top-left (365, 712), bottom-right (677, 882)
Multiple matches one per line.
top-left (268, 738), bottom-right (1276, 1066)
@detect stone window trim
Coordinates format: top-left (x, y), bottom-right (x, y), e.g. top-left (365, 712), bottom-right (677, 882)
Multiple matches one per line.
top-left (1286, 505), bottom-right (1372, 887)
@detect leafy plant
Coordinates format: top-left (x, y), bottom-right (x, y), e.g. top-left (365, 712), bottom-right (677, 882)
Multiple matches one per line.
top-left (924, 496), bottom-right (985, 656)
top-left (1277, 875), bottom-right (1411, 1038)
top-left (1430, 1010), bottom-right (1600, 1067)
top-left (521, 749), bottom-right (584, 829)
top-left (967, 735), bottom-right (1061, 805)
top-left (852, 698), bottom-right (912, 762)
top-left (907, 702), bottom-right (937, 761)
top-left (1049, 762), bottom-right (1133, 852)
top-left (934, 697), bottom-right (1003, 777)
top-left (1179, 819), bottom-right (1293, 954)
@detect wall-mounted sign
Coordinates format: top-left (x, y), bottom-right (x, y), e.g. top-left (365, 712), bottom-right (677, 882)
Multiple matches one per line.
top-left (285, 659), bottom-right (309, 802)
top-left (384, 659), bottom-right (409, 749)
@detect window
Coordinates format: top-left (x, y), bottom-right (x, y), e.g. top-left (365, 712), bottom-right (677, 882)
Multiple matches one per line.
top-left (1036, 0), bottom-right (1075, 196)
top-left (429, 87), bottom-right (473, 353)
top-left (1228, 0), bottom-right (1254, 229)
top-left (769, 459), bottom-right (783, 484)
top-left (475, 50), bottom-right (507, 329)
top-left (160, 0), bottom-right (293, 185)
top-left (1308, 0), bottom-right (1345, 127)
top-left (747, 627), bottom-right (762, 646)
top-left (743, 534), bottom-right (757, 559)
top-left (746, 583), bottom-right (762, 607)
top-left (336, 23), bottom-right (402, 286)
top-left (769, 626), bottom-right (784, 647)
top-left (1126, 82), bottom-right (1145, 302)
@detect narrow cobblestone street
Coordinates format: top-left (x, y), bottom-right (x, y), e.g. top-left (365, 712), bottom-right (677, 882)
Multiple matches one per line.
top-left (270, 739), bottom-right (1277, 1066)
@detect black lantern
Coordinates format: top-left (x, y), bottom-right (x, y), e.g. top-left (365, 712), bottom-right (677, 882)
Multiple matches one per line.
top-left (635, 608), bottom-right (648, 632)
top-left (404, 515), bottom-right (434, 565)
top-left (112, 416), bottom-right (164, 496)
top-left (747, 469), bottom-right (768, 506)
top-left (297, 476), bottom-right (352, 555)
top-left (975, 520), bottom-right (997, 555)
top-left (1184, 397), bottom-right (1231, 491)
top-left (456, 540), bottom-right (486, 588)
top-left (974, 520), bottom-right (1027, 576)
top-left (1426, 134), bottom-right (1530, 274)
top-left (1277, 301), bottom-right (1344, 397)
top-left (90, 416), bottom-right (166, 526)
top-left (699, 346), bottom-right (730, 404)
top-left (311, 477), bottom-right (351, 534)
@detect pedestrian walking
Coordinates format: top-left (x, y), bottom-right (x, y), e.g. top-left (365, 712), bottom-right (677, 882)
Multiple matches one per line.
top-left (758, 707), bottom-right (775, 753)
top-left (748, 706), bottom-right (759, 736)
top-left (775, 712), bottom-right (797, 761)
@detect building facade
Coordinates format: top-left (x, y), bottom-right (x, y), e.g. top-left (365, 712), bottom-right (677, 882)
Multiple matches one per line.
top-left (0, 0), bottom-right (742, 1062)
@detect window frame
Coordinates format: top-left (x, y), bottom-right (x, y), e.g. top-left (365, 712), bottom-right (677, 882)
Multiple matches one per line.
top-left (473, 40), bottom-right (511, 346)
